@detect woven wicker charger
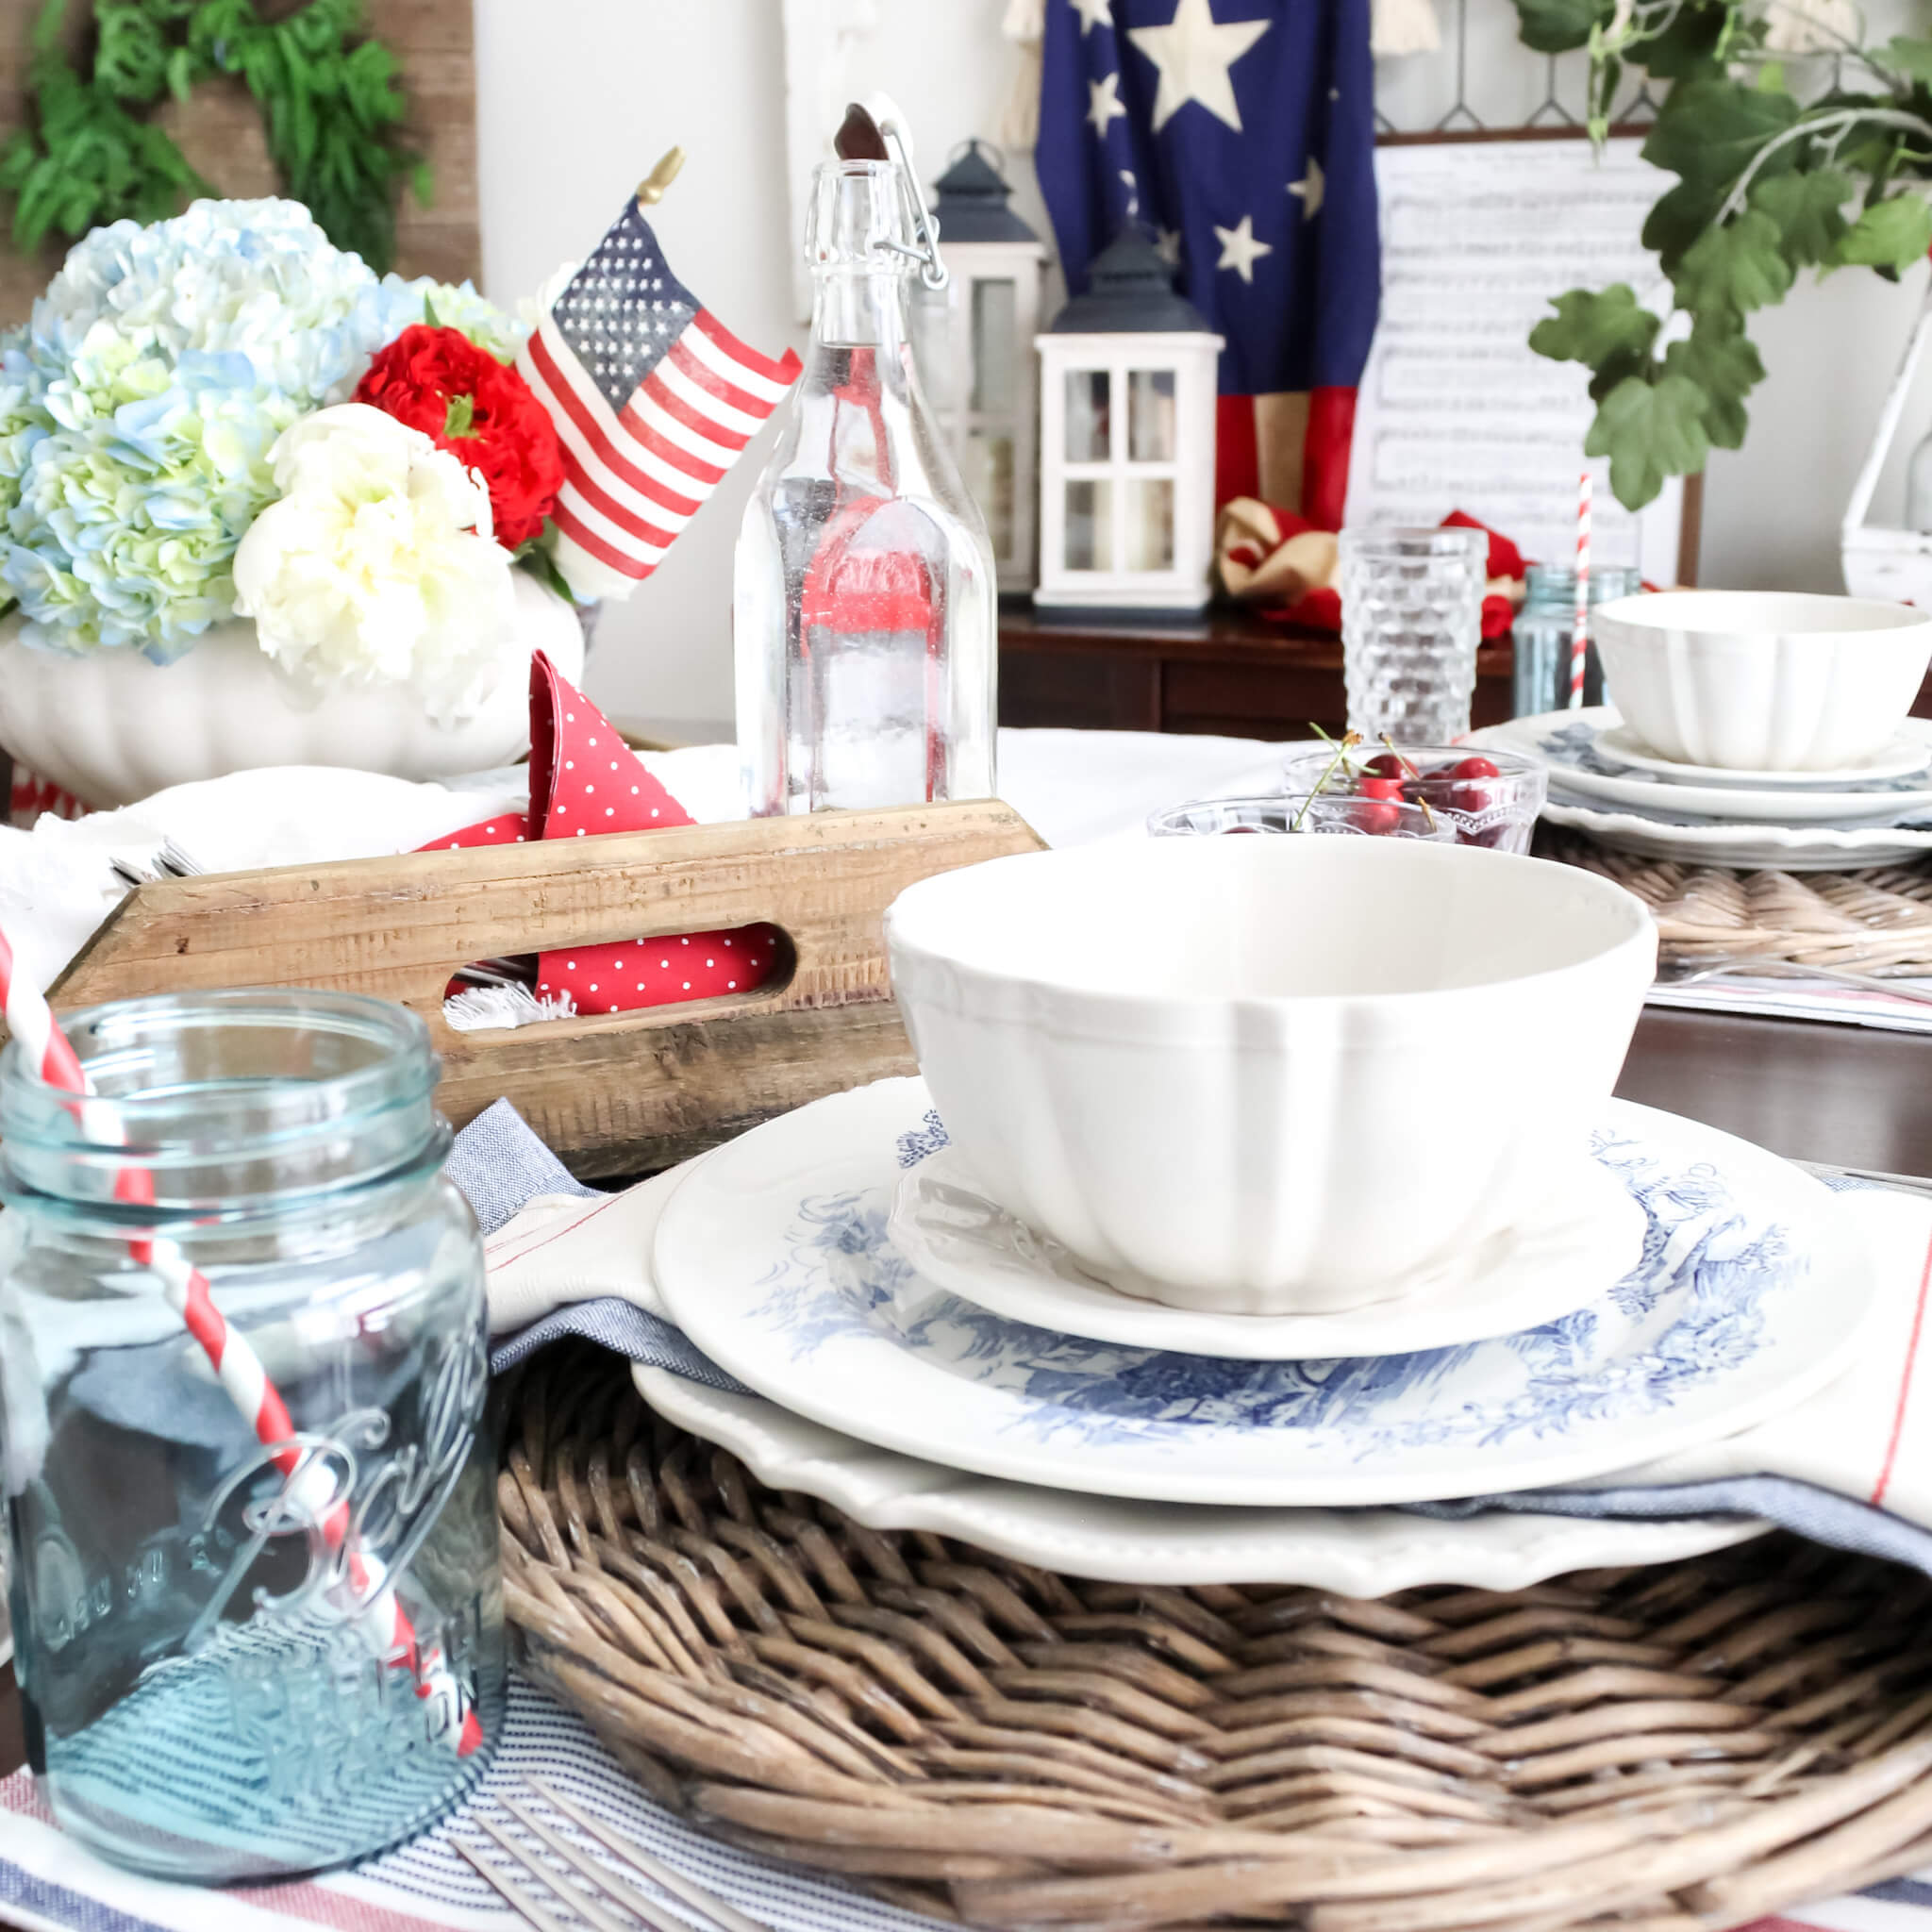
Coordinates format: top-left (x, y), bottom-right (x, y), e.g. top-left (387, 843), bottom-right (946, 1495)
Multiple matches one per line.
top-left (1541, 833), bottom-right (1932, 972)
top-left (499, 1347), bottom-right (1932, 1932)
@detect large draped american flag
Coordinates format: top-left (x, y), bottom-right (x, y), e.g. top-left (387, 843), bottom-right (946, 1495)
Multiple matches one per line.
top-left (1038, 0), bottom-right (1379, 528)
top-left (517, 198), bottom-right (803, 600)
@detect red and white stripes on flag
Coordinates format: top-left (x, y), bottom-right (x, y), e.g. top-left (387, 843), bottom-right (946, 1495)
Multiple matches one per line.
top-left (515, 200), bottom-right (801, 602)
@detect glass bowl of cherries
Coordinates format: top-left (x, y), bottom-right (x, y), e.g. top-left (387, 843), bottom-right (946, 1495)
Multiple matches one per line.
top-left (1278, 739), bottom-right (1549, 854)
top-left (1148, 792), bottom-right (1457, 840)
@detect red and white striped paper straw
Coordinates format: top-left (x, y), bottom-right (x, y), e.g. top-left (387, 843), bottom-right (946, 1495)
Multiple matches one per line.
top-left (0, 933), bottom-right (483, 1757)
top-left (1568, 470), bottom-right (1592, 708)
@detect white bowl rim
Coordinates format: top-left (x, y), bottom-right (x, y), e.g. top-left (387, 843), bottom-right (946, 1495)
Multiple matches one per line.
top-left (1594, 589), bottom-right (1932, 638)
top-left (886, 837), bottom-right (1656, 1016)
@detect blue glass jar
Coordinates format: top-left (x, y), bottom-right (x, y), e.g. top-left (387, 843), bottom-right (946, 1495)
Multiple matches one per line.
top-left (0, 991), bottom-right (503, 1882)
top-left (1510, 563), bottom-right (1643, 717)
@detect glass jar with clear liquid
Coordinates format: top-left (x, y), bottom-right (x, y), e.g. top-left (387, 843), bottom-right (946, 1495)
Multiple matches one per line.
top-left (735, 158), bottom-right (997, 815)
top-left (0, 991), bottom-right (503, 1882)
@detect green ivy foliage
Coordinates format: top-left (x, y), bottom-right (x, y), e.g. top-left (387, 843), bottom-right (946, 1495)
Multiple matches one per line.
top-left (1517, 0), bottom-right (1932, 508)
top-left (0, 0), bottom-right (429, 273)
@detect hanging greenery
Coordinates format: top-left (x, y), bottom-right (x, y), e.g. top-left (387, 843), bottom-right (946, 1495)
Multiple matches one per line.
top-left (0, 0), bottom-right (430, 274)
top-left (1514, 0), bottom-right (1932, 510)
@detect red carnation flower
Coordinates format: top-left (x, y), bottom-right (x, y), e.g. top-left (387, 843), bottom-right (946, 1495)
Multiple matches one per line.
top-left (354, 325), bottom-right (565, 549)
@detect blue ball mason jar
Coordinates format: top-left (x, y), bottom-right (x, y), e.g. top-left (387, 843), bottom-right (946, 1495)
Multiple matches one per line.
top-left (0, 991), bottom-right (503, 1881)
top-left (1509, 563), bottom-right (1643, 717)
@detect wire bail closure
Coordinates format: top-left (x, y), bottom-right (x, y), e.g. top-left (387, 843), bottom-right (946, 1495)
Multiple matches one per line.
top-left (836, 96), bottom-right (949, 291)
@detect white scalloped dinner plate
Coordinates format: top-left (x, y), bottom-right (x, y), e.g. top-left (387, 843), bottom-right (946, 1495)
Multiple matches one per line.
top-left (651, 1077), bottom-right (1874, 1508)
top-left (636, 1367), bottom-right (1767, 1590)
top-left (1538, 796), bottom-right (1932, 871)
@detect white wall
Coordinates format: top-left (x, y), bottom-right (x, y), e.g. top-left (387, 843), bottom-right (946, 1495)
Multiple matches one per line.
top-left (474, 0), bottom-right (1025, 733)
top-left (475, 1), bottom-right (1911, 731)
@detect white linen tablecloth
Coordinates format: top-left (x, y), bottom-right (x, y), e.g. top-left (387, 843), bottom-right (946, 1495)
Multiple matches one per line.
top-left (0, 729), bottom-right (1291, 994)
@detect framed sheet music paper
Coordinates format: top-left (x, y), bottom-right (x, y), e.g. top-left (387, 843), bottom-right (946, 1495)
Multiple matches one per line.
top-left (1343, 137), bottom-right (1698, 586)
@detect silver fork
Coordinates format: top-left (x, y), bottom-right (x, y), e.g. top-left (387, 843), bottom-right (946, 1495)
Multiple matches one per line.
top-left (108, 839), bottom-right (206, 889)
top-left (1656, 953), bottom-right (1932, 1008)
top-left (454, 1777), bottom-right (771, 1932)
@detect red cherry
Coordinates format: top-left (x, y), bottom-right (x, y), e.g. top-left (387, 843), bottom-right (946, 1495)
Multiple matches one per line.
top-left (1222, 824), bottom-right (1261, 834)
top-left (1363, 753), bottom-right (1406, 780)
top-left (1449, 784), bottom-right (1491, 815)
top-left (1449, 756), bottom-right (1501, 781)
top-left (1357, 801), bottom-right (1401, 835)
top-left (1358, 775), bottom-right (1405, 800)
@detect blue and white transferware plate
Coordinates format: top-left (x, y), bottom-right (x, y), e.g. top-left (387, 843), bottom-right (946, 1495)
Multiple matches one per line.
top-left (652, 1077), bottom-right (1874, 1508)
top-left (889, 1144), bottom-right (1645, 1360)
top-left (1472, 708), bottom-right (1932, 826)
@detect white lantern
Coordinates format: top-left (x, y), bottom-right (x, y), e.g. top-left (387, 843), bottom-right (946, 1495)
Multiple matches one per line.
top-left (924, 143), bottom-right (1049, 594)
top-left (1035, 232), bottom-right (1224, 611)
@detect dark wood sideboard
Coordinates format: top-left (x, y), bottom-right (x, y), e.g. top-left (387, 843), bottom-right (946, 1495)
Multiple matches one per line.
top-left (998, 601), bottom-right (1517, 740)
top-left (999, 600), bottom-right (1932, 741)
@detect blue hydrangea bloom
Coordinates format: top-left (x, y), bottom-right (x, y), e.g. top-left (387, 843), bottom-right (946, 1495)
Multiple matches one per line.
top-left (2, 198), bottom-right (523, 657)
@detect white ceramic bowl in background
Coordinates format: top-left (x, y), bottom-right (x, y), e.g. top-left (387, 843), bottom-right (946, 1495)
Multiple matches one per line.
top-left (884, 837), bottom-right (1656, 1318)
top-left (1593, 590), bottom-right (1932, 773)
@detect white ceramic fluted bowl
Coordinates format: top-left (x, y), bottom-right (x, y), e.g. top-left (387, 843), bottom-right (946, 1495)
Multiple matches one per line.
top-left (1593, 590), bottom-right (1932, 772)
top-left (0, 570), bottom-right (584, 808)
top-left (885, 836), bottom-right (1656, 1317)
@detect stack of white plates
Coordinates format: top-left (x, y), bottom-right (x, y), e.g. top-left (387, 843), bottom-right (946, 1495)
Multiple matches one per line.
top-left (638, 1073), bottom-right (1874, 1594)
top-left (1470, 707), bottom-right (1932, 870)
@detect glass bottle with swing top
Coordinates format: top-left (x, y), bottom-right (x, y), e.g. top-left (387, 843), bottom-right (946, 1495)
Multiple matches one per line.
top-left (734, 112), bottom-right (997, 816)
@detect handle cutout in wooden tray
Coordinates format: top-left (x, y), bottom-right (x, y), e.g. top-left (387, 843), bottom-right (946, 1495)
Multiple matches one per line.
top-left (446, 924), bottom-right (802, 1031)
top-left (45, 800), bottom-right (1044, 1178)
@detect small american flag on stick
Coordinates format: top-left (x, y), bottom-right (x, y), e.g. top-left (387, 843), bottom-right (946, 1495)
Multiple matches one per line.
top-left (518, 196), bottom-right (802, 601)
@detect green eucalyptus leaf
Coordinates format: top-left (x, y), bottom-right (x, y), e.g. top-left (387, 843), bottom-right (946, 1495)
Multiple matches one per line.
top-left (518, 544), bottom-right (577, 607)
top-left (1642, 177), bottom-right (1726, 274)
top-left (1642, 78), bottom-right (1799, 192)
top-left (1588, 343), bottom-right (1659, 404)
top-left (1529, 283), bottom-right (1661, 370)
top-left (1830, 192), bottom-right (1932, 271)
top-left (1660, 319), bottom-right (1765, 448)
top-left (1747, 166), bottom-right (1851, 267)
top-left (1586, 373), bottom-right (1712, 510)
top-left (1886, 35), bottom-right (1932, 81)
top-left (1669, 209), bottom-right (1795, 322)
top-left (1513, 0), bottom-right (1608, 54)
top-left (1641, 2), bottom-right (1727, 77)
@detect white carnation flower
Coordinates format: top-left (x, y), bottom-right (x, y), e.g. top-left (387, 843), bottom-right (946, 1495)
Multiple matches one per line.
top-left (233, 404), bottom-right (517, 724)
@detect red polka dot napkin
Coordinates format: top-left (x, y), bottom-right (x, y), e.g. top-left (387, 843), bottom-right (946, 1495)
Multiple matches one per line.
top-left (425, 652), bottom-right (781, 1015)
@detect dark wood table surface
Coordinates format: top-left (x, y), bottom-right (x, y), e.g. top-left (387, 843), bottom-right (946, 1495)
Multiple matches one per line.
top-left (0, 1005), bottom-right (1924, 1791)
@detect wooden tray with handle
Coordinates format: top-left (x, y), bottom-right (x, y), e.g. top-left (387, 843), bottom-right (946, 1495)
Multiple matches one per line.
top-left (45, 800), bottom-right (1042, 1179)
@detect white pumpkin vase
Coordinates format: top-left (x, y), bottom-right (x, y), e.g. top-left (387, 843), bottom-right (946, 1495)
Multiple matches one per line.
top-left (0, 570), bottom-right (584, 809)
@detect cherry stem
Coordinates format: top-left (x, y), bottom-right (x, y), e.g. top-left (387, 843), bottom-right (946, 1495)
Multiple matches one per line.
top-left (1295, 728), bottom-right (1360, 829)
top-left (1379, 733), bottom-right (1438, 831)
